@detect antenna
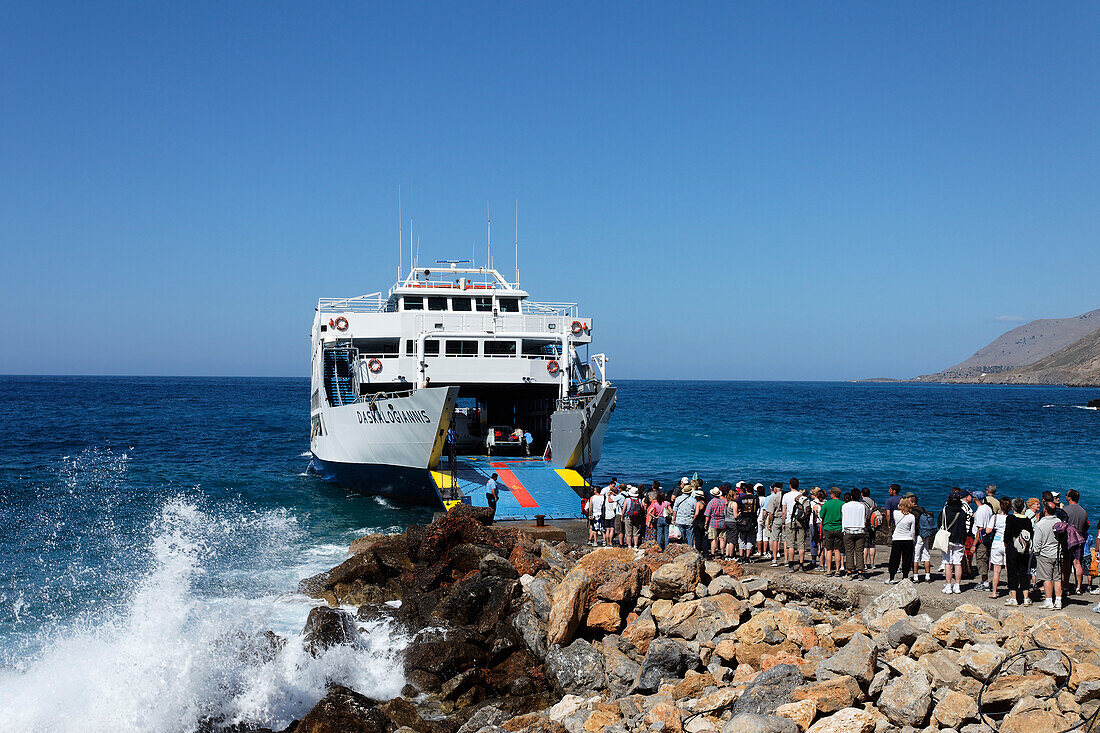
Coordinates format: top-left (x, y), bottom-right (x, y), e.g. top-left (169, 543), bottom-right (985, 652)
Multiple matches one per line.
top-left (514, 199), bottom-right (519, 285)
top-left (486, 201), bottom-right (491, 273)
top-left (415, 235), bottom-right (421, 271)
top-left (397, 186), bottom-right (403, 281)
top-left (408, 182), bottom-right (413, 277)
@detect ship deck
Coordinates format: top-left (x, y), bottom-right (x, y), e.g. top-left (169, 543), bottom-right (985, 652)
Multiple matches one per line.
top-left (431, 456), bottom-right (589, 520)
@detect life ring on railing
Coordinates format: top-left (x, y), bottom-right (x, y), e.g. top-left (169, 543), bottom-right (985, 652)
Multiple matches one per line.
top-left (570, 320), bottom-right (583, 334)
top-left (368, 358), bottom-right (383, 374)
top-left (547, 360), bottom-right (560, 375)
top-left (334, 317), bottom-right (349, 331)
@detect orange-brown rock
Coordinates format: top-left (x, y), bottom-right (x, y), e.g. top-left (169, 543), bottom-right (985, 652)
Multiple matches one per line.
top-left (792, 675), bottom-right (862, 714)
top-left (585, 601), bottom-right (622, 633)
top-left (672, 670), bottom-right (716, 699)
top-left (622, 609), bottom-right (657, 655)
top-left (776, 698), bottom-right (818, 732)
top-left (760, 651), bottom-right (805, 672)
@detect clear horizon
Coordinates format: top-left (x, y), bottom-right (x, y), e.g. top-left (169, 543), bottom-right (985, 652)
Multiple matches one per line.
top-left (2, 4), bottom-right (1098, 380)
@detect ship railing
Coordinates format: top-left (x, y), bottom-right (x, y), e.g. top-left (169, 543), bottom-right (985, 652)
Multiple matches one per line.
top-left (523, 301), bottom-right (579, 317)
top-left (355, 388), bottom-right (417, 403)
top-left (557, 394), bottom-right (595, 411)
top-left (318, 293), bottom-right (387, 313)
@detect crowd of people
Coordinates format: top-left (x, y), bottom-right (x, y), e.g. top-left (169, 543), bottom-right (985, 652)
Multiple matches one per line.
top-left (581, 477), bottom-right (1100, 611)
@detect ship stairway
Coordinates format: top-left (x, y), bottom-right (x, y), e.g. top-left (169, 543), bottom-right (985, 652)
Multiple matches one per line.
top-left (431, 456), bottom-right (589, 520)
top-left (322, 349), bottom-right (358, 407)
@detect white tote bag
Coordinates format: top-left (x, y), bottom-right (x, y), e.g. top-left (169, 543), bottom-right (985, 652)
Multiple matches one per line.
top-left (932, 509), bottom-right (957, 554)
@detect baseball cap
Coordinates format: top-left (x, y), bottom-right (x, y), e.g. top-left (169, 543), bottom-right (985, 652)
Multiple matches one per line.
top-left (972, 490), bottom-right (986, 500)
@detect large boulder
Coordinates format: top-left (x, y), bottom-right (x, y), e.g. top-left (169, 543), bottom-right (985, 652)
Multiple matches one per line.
top-left (982, 673), bottom-right (1057, 713)
top-left (299, 551), bottom-right (384, 598)
top-left (658, 593), bottom-right (748, 643)
top-left (805, 707), bottom-right (874, 733)
top-left (721, 713), bottom-right (799, 733)
top-left (861, 579), bottom-right (919, 623)
top-left (633, 637), bottom-right (697, 693)
top-left (959, 642), bottom-right (1008, 680)
top-left (479, 552), bottom-right (519, 579)
top-left (546, 566), bottom-right (592, 646)
top-left (544, 638), bottom-right (606, 695)
top-left (295, 685), bottom-right (395, 733)
top-left (404, 628), bottom-right (486, 679)
top-left (791, 676), bottom-right (862, 715)
top-left (815, 633), bottom-right (875, 684)
top-left (932, 689), bottom-right (979, 729)
top-left (650, 552), bottom-right (702, 599)
top-left (731, 664), bottom-right (805, 716)
top-left (621, 607), bottom-right (658, 655)
top-left (601, 638), bottom-right (642, 698)
top-left (918, 648), bottom-right (966, 690)
top-left (1028, 615), bottom-right (1100, 666)
top-left (585, 601), bottom-right (622, 633)
top-left (302, 606), bottom-right (359, 656)
top-left (877, 670), bottom-right (932, 727)
top-left (431, 573), bottom-right (518, 633)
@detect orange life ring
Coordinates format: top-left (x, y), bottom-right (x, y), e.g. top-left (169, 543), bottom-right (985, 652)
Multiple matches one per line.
top-left (570, 320), bottom-right (583, 334)
top-left (334, 316), bottom-right (349, 331)
top-left (547, 360), bottom-right (560, 375)
top-left (368, 358), bottom-right (382, 374)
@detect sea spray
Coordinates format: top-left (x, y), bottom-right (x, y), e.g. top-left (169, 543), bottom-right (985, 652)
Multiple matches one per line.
top-left (0, 497), bottom-right (410, 733)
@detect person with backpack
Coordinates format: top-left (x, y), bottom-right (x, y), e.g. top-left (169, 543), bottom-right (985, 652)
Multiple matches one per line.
top-left (1004, 497), bottom-right (1034, 606)
top-left (912, 495), bottom-right (936, 582)
top-left (1063, 489), bottom-right (1089, 595)
top-left (585, 486), bottom-right (602, 546)
top-left (987, 497), bottom-right (1011, 598)
top-left (861, 488), bottom-right (880, 570)
top-left (971, 489), bottom-right (995, 591)
top-left (783, 481), bottom-right (812, 571)
top-left (939, 490), bottom-right (969, 594)
top-left (733, 484), bottom-right (760, 561)
top-left (704, 487), bottom-right (727, 558)
top-left (885, 496), bottom-right (916, 584)
top-left (647, 489), bottom-right (671, 550)
top-left (622, 486), bottom-right (644, 549)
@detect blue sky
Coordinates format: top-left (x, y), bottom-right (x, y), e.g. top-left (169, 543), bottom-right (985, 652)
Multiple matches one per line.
top-left (2, 3), bottom-right (1098, 380)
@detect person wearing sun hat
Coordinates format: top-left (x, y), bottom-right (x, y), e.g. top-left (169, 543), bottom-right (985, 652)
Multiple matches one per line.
top-left (704, 487), bottom-right (727, 558)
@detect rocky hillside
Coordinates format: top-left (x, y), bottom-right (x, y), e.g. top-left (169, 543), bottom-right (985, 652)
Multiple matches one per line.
top-left (224, 507), bottom-right (1100, 733)
top-left (916, 308), bottom-right (1100, 386)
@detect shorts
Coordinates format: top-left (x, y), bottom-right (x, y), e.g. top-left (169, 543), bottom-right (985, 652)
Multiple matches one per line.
top-left (614, 516), bottom-right (623, 535)
top-left (589, 517), bottom-right (601, 533)
top-left (864, 528), bottom-right (876, 547)
top-left (725, 527), bottom-right (738, 545)
top-left (823, 529), bottom-right (844, 552)
top-left (944, 542), bottom-right (965, 565)
top-left (1035, 555), bottom-right (1058, 582)
top-left (707, 526), bottom-right (720, 540)
top-left (784, 523), bottom-right (808, 550)
top-left (739, 527), bottom-right (756, 550)
top-left (1072, 545), bottom-right (1085, 564)
top-left (766, 522), bottom-right (783, 543)
top-left (914, 536), bottom-right (931, 563)
top-left (756, 523), bottom-right (766, 542)
top-left (990, 544), bottom-right (1006, 567)
top-left (624, 519), bottom-right (641, 543)
top-left (602, 518), bottom-right (615, 530)
top-left (974, 541), bottom-right (990, 570)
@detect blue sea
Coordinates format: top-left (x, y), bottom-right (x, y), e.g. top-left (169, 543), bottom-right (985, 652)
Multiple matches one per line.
top-left (1, 376), bottom-right (1098, 731)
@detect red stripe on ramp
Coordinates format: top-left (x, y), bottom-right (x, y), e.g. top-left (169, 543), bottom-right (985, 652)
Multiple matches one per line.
top-left (489, 466), bottom-right (539, 508)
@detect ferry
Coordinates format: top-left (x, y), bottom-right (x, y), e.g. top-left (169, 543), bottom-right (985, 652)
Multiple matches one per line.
top-left (309, 261), bottom-right (615, 508)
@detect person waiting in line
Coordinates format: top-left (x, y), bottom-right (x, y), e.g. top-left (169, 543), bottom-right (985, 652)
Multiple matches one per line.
top-left (647, 488), bottom-right (670, 550)
top-left (883, 484), bottom-right (901, 529)
top-left (621, 486), bottom-right (644, 549)
top-left (885, 496), bottom-right (916, 584)
top-left (1033, 501), bottom-right (1064, 609)
top-left (861, 488), bottom-right (879, 570)
top-left (1063, 489), bottom-right (1089, 595)
top-left (783, 481), bottom-right (812, 571)
top-left (939, 489), bottom-right (969, 595)
top-left (911, 493), bottom-right (935, 583)
top-left (809, 487), bottom-right (826, 569)
top-left (1003, 497), bottom-right (1033, 606)
top-left (600, 486), bottom-right (616, 547)
top-left (586, 486), bottom-right (604, 546)
top-left (987, 496), bottom-right (1011, 598)
top-left (754, 483), bottom-right (768, 558)
top-left (704, 487), bottom-right (727, 559)
top-left (841, 489), bottom-right (869, 579)
top-left (735, 484), bottom-right (760, 562)
top-left (692, 486), bottom-right (708, 554)
top-left (672, 479), bottom-right (695, 546)
top-left (722, 485), bottom-right (739, 559)
top-left (763, 483), bottom-right (784, 566)
top-left (971, 489), bottom-right (995, 591)
top-left (819, 487), bottom-right (845, 577)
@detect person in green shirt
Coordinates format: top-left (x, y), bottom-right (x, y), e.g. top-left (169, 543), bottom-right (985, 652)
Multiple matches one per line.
top-left (819, 487), bottom-right (846, 576)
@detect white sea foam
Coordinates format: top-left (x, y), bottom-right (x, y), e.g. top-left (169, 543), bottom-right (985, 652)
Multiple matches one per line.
top-left (0, 499), bottom-right (409, 733)
top-left (1076, 405), bottom-right (1100, 411)
top-left (299, 451), bottom-right (312, 457)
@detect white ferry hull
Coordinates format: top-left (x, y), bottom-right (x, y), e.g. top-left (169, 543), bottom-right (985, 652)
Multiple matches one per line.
top-left (310, 386), bottom-right (458, 504)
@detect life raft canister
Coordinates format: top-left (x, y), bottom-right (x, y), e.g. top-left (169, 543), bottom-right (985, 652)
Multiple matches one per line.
top-left (547, 360), bottom-right (560, 375)
top-left (334, 316), bottom-right (349, 331)
top-left (368, 358), bottom-right (383, 374)
top-left (570, 320), bottom-right (583, 334)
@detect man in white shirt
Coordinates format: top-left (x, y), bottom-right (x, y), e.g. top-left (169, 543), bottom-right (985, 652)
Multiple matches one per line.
top-left (781, 479), bottom-right (808, 569)
top-left (588, 488), bottom-right (605, 546)
top-left (971, 490), bottom-right (995, 590)
top-left (841, 489), bottom-right (869, 578)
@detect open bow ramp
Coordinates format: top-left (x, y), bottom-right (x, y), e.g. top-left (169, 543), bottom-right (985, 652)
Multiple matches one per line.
top-left (433, 456), bottom-right (588, 520)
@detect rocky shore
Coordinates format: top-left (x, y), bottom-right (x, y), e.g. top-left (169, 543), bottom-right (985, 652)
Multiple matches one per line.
top-left (259, 506), bottom-right (1100, 733)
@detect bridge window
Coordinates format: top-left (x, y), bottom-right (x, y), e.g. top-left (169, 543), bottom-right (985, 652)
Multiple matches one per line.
top-left (522, 339), bottom-right (561, 357)
top-left (403, 296), bottom-right (423, 311)
top-left (451, 297), bottom-right (472, 312)
top-left (484, 340), bottom-right (517, 356)
top-left (475, 296), bottom-right (493, 312)
top-left (498, 298), bottom-right (520, 313)
top-left (428, 296), bottom-right (448, 311)
top-left (352, 338), bottom-right (399, 356)
top-left (405, 339), bottom-right (415, 356)
top-left (445, 340), bottom-right (479, 356)
top-left (424, 340), bottom-right (440, 356)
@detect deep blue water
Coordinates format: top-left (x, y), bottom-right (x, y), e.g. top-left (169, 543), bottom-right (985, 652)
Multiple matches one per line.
top-left (0, 376), bottom-right (1098, 731)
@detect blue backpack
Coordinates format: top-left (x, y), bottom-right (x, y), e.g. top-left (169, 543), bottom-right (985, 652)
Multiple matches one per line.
top-left (917, 511), bottom-right (937, 540)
